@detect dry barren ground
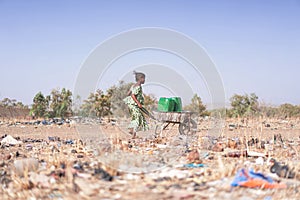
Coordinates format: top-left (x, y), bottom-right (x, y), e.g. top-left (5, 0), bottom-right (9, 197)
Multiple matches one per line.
top-left (1, 118), bottom-right (300, 200)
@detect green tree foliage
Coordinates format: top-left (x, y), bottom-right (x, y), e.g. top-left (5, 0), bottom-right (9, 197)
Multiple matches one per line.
top-left (30, 92), bottom-right (48, 118)
top-left (184, 94), bottom-right (209, 116)
top-left (27, 89), bottom-right (300, 120)
top-left (80, 90), bottom-right (112, 118)
top-left (230, 93), bottom-right (259, 117)
top-left (49, 88), bottom-right (73, 118)
top-left (30, 88), bottom-right (72, 119)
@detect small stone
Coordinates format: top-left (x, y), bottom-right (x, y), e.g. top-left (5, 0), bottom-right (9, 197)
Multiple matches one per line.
top-left (71, 149), bottom-right (77, 153)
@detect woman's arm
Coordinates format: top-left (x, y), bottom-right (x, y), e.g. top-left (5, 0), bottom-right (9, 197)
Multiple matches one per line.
top-left (131, 93), bottom-right (142, 108)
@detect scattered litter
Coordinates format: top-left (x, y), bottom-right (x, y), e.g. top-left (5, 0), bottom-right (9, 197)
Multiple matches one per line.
top-left (94, 168), bottom-right (113, 181)
top-left (65, 139), bottom-right (74, 145)
top-left (1, 135), bottom-right (22, 146)
top-left (255, 157), bottom-right (264, 165)
top-left (269, 158), bottom-right (295, 178)
top-left (25, 144), bottom-right (33, 150)
top-left (183, 163), bottom-right (205, 168)
top-left (224, 149), bottom-right (247, 158)
top-left (231, 168), bottom-right (287, 189)
top-left (247, 151), bottom-right (265, 157)
top-left (0, 118), bottom-right (300, 199)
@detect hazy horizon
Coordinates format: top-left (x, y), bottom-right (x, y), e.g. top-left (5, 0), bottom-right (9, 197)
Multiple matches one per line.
top-left (1, 1), bottom-right (299, 106)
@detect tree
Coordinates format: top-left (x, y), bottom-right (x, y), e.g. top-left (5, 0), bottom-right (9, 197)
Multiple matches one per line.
top-left (80, 90), bottom-right (112, 118)
top-left (184, 94), bottom-right (209, 116)
top-left (1, 98), bottom-right (12, 107)
top-left (94, 90), bottom-right (112, 117)
top-left (108, 81), bottom-right (134, 117)
top-left (16, 101), bottom-right (25, 109)
top-left (49, 88), bottom-right (73, 118)
top-left (30, 92), bottom-right (48, 118)
top-left (230, 93), bottom-right (259, 117)
top-left (0, 98), bottom-right (28, 109)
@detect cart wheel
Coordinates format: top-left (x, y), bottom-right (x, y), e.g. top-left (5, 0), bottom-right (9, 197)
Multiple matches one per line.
top-left (179, 118), bottom-right (197, 135)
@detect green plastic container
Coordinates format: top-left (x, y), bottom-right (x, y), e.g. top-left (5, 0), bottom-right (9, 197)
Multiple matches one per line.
top-left (157, 97), bottom-right (182, 112)
top-left (158, 97), bottom-right (175, 112)
top-left (171, 97), bottom-right (182, 112)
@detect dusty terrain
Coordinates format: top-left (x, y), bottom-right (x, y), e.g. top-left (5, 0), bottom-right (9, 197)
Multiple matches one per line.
top-left (1, 117), bottom-right (300, 200)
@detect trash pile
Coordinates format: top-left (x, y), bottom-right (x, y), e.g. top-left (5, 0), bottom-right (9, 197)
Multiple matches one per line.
top-left (0, 119), bottom-right (300, 199)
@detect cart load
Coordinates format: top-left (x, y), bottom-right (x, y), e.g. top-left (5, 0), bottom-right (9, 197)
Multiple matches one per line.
top-left (141, 97), bottom-right (197, 135)
top-left (157, 97), bottom-right (182, 112)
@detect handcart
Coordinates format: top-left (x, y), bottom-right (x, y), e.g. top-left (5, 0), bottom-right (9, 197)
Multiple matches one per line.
top-left (140, 107), bottom-right (197, 135)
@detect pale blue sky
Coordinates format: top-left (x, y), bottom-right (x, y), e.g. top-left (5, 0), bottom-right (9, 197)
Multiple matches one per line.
top-left (0, 0), bottom-right (299, 106)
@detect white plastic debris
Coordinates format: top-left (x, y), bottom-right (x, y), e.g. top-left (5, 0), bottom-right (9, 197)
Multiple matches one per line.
top-left (255, 157), bottom-right (264, 165)
top-left (1, 135), bottom-right (22, 145)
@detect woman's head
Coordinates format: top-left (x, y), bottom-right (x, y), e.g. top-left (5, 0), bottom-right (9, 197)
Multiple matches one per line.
top-left (134, 71), bottom-right (146, 84)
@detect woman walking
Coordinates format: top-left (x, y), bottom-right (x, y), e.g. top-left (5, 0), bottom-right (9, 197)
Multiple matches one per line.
top-left (123, 71), bottom-right (149, 138)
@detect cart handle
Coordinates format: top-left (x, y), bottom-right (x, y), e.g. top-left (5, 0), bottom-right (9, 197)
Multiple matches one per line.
top-left (138, 106), bottom-right (156, 120)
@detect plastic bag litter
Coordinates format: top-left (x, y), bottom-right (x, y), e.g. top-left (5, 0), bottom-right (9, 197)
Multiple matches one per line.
top-left (1, 135), bottom-right (22, 145)
top-left (231, 168), bottom-right (286, 189)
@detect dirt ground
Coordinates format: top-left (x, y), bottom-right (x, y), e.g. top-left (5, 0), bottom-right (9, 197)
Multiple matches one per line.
top-left (1, 118), bottom-right (300, 199)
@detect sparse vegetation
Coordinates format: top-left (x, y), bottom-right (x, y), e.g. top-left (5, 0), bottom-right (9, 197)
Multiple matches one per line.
top-left (1, 89), bottom-right (299, 120)
top-left (80, 89), bottom-right (112, 118)
top-left (30, 92), bottom-right (49, 118)
top-left (107, 81), bottom-right (133, 117)
top-left (184, 94), bottom-right (210, 117)
top-left (229, 93), bottom-right (259, 118)
top-left (30, 88), bottom-right (73, 119)
top-left (0, 98), bottom-right (28, 109)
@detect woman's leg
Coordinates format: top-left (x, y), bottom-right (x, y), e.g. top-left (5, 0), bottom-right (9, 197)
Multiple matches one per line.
top-left (128, 105), bottom-right (149, 137)
top-left (128, 105), bottom-right (139, 136)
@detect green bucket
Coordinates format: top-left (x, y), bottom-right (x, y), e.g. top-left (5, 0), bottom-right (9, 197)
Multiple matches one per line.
top-left (170, 97), bottom-right (182, 112)
top-left (157, 97), bottom-right (175, 112)
top-left (157, 97), bottom-right (182, 112)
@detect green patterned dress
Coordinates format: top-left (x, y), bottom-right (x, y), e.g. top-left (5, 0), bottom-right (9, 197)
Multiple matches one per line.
top-left (123, 85), bottom-right (149, 132)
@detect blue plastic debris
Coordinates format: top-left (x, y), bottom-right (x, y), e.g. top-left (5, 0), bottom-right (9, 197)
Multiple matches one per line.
top-left (183, 163), bottom-right (205, 168)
